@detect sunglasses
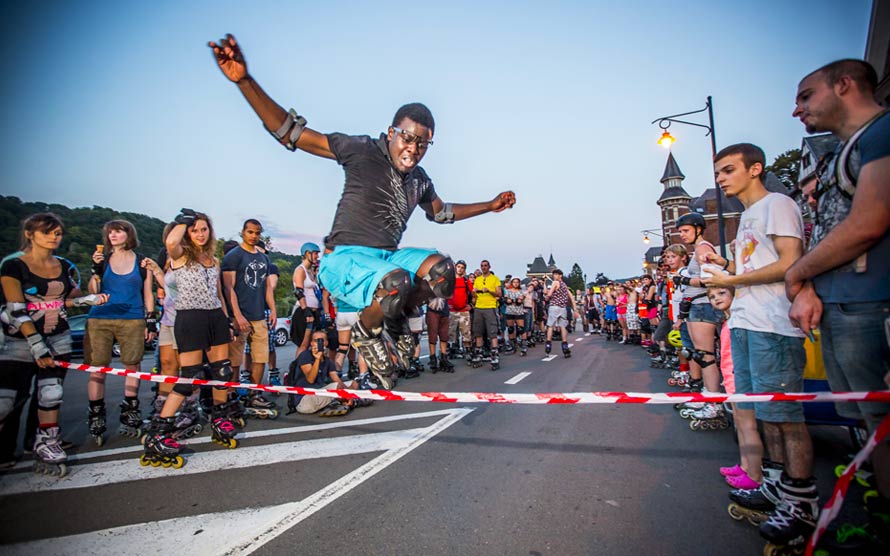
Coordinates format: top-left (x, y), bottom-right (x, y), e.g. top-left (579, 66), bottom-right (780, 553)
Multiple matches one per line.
top-left (392, 126), bottom-right (434, 149)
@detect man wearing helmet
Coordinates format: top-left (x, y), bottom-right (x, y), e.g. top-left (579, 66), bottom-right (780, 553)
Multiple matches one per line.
top-left (291, 242), bottom-right (322, 356)
top-left (210, 34), bottom-right (516, 389)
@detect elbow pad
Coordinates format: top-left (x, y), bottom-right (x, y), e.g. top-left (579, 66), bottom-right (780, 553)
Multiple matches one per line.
top-left (292, 287), bottom-right (305, 301)
top-left (427, 203), bottom-right (454, 224)
top-left (269, 109), bottom-right (307, 152)
top-left (1, 303), bottom-right (31, 334)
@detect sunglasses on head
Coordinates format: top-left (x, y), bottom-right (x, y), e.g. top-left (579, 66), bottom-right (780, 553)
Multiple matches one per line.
top-left (392, 126), bottom-right (433, 149)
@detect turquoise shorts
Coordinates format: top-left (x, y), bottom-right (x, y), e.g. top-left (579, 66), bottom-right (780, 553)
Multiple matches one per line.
top-left (318, 246), bottom-right (439, 311)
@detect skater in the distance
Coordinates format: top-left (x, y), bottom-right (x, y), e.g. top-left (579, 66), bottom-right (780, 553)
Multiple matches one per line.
top-left (209, 33), bottom-right (515, 389)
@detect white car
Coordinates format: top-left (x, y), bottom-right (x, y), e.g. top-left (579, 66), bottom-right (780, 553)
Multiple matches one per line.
top-left (273, 317), bottom-right (291, 347)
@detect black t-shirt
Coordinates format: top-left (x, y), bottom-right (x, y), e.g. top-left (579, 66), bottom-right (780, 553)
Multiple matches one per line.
top-left (294, 349), bottom-right (336, 388)
top-left (0, 256), bottom-right (78, 338)
top-left (324, 133), bottom-right (438, 250)
top-left (220, 246), bottom-right (270, 321)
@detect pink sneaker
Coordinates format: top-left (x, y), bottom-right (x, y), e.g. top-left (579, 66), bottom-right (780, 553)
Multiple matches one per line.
top-left (725, 471), bottom-right (760, 489)
top-left (719, 464), bottom-right (744, 477)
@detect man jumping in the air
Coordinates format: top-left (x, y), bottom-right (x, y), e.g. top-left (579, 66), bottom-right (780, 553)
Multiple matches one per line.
top-left (210, 34), bottom-right (516, 389)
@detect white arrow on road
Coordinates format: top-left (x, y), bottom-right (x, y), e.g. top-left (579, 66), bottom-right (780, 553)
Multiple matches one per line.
top-left (5, 408), bottom-right (472, 556)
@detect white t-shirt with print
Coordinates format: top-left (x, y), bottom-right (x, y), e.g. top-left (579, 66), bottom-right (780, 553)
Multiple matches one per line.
top-left (727, 193), bottom-right (804, 338)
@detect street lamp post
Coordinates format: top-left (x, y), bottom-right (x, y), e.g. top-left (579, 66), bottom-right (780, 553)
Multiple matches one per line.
top-left (652, 96), bottom-right (727, 258)
top-left (641, 228), bottom-right (664, 245)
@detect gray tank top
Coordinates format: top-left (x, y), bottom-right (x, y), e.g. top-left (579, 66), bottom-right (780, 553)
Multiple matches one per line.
top-left (685, 240), bottom-right (714, 304)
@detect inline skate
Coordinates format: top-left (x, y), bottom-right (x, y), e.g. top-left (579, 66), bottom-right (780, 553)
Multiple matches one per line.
top-left (562, 341), bottom-right (571, 358)
top-left (140, 416), bottom-right (184, 468)
top-left (33, 426), bottom-right (68, 477)
top-left (520, 339), bottom-right (528, 357)
top-left (687, 403), bottom-right (731, 431)
top-left (243, 392), bottom-right (279, 419)
top-left (470, 348), bottom-right (483, 368)
top-left (172, 396), bottom-right (205, 439)
top-left (349, 320), bottom-right (398, 390)
top-left (118, 398), bottom-right (143, 438)
top-left (545, 341), bottom-right (552, 355)
top-left (210, 404), bottom-right (239, 449)
top-left (87, 401), bottom-right (106, 447)
top-left (728, 461), bottom-right (783, 526)
top-left (439, 355), bottom-right (455, 373)
top-left (490, 353), bottom-right (500, 371)
top-left (760, 475), bottom-right (819, 556)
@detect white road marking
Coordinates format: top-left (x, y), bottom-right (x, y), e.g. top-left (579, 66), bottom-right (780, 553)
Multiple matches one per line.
top-left (575, 337), bottom-right (584, 342)
top-left (504, 372), bottom-right (531, 385)
top-left (542, 355), bottom-right (558, 362)
top-left (585, 332), bottom-right (591, 336)
top-left (5, 408), bottom-right (472, 556)
top-left (569, 343), bottom-right (574, 348)
top-left (12, 409), bottom-right (461, 469)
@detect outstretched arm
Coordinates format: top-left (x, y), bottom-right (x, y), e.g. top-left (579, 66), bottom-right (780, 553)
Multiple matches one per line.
top-left (423, 191), bottom-right (516, 223)
top-left (209, 34), bottom-right (334, 159)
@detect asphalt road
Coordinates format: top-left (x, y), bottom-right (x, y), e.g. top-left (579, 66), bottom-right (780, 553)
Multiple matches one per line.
top-left (0, 332), bottom-right (858, 555)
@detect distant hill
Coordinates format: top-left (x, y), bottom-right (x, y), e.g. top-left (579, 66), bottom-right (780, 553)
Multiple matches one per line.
top-left (0, 196), bottom-right (301, 315)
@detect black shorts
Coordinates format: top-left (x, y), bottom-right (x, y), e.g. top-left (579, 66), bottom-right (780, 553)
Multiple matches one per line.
top-left (175, 309), bottom-right (230, 353)
top-left (640, 318), bottom-right (652, 334)
top-left (586, 309), bottom-right (599, 321)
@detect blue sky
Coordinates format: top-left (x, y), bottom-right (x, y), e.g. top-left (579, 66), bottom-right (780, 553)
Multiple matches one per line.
top-left (1, 0), bottom-right (870, 279)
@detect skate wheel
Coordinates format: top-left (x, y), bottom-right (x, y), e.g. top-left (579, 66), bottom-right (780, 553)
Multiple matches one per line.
top-left (833, 464), bottom-right (847, 478)
top-left (139, 455), bottom-right (150, 466)
top-left (689, 421), bottom-right (700, 431)
top-left (150, 459), bottom-right (161, 467)
top-left (763, 543), bottom-right (780, 556)
top-left (171, 456), bottom-right (184, 469)
top-left (57, 463), bottom-right (67, 478)
top-left (727, 504), bottom-right (744, 521)
top-left (140, 434), bottom-right (147, 446)
top-left (227, 438), bottom-right (238, 449)
top-left (95, 435), bottom-right (104, 447)
top-left (270, 410), bottom-right (279, 419)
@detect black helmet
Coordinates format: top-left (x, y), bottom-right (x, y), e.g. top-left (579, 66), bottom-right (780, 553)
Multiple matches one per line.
top-left (676, 212), bottom-right (706, 229)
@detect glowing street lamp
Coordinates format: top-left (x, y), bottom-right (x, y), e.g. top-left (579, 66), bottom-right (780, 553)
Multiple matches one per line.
top-left (651, 96), bottom-right (727, 258)
top-left (641, 228), bottom-right (663, 244)
top-left (658, 130), bottom-right (675, 149)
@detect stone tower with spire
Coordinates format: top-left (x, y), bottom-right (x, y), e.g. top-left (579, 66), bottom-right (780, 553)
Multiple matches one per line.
top-left (657, 152), bottom-right (692, 247)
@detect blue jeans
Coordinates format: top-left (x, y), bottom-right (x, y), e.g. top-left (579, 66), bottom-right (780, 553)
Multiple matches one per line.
top-left (730, 328), bottom-right (806, 422)
top-left (820, 301), bottom-right (890, 433)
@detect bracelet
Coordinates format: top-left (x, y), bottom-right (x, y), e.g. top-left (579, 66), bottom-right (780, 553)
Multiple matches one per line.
top-left (721, 260), bottom-right (730, 271)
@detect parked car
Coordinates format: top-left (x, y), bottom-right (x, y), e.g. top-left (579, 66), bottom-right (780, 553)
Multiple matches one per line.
top-left (274, 316), bottom-right (291, 347)
top-left (68, 313), bottom-right (88, 358)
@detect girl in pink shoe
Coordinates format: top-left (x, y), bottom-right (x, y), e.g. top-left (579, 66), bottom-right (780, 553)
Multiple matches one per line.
top-left (709, 285), bottom-right (764, 489)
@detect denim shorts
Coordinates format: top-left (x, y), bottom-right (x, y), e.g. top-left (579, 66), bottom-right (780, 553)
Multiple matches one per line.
top-left (819, 301), bottom-right (890, 433)
top-left (687, 302), bottom-right (723, 325)
top-left (318, 245), bottom-right (438, 310)
top-left (730, 328), bottom-right (806, 422)
top-left (679, 322), bottom-right (693, 351)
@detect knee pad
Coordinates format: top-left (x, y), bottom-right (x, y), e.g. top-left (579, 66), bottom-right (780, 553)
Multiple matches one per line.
top-left (692, 350), bottom-right (716, 367)
top-left (173, 363), bottom-right (205, 396)
top-left (422, 257), bottom-right (455, 298)
top-left (375, 269), bottom-right (412, 321)
top-left (0, 388), bottom-right (16, 423)
top-left (516, 325), bottom-right (524, 336)
top-left (209, 359), bottom-right (234, 391)
top-left (337, 345), bottom-right (350, 356)
top-left (37, 378), bottom-right (64, 410)
top-left (508, 325), bottom-right (516, 336)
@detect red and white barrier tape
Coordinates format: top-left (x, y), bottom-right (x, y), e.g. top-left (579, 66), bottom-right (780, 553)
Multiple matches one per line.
top-left (806, 414), bottom-right (890, 556)
top-left (60, 359), bottom-right (889, 550)
top-left (56, 360), bottom-right (890, 405)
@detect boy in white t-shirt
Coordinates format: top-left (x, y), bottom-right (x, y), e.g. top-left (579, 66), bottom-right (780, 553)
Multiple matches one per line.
top-left (704, 143), bottom-right (818, 548)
